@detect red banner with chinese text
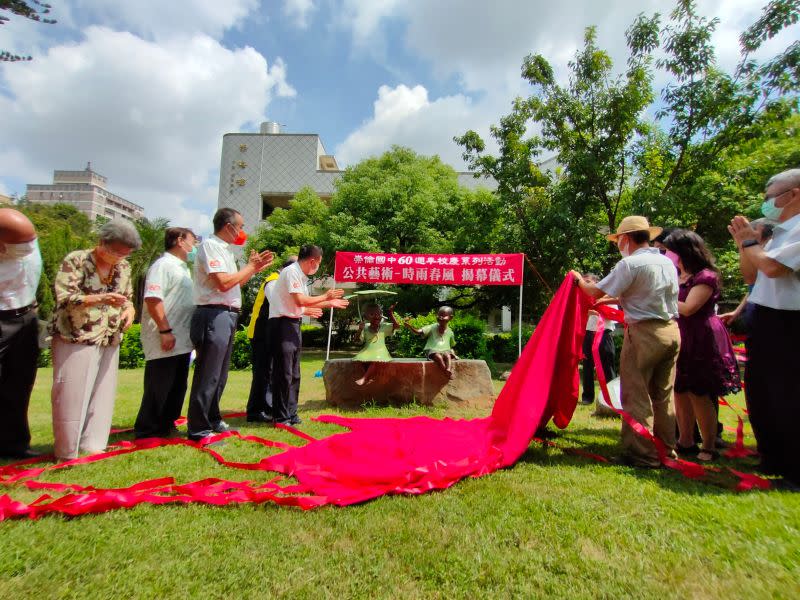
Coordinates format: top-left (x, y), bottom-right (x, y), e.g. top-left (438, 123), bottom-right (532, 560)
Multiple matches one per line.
top-left (334, 252), bottom-right (524, 286)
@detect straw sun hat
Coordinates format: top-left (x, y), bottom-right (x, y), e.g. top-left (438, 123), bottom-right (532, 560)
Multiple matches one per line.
top-left (605, 215), bottom-right (662, 242)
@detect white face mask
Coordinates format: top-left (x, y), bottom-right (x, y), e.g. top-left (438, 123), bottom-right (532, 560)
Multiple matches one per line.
top-left (0, 239), bottom-right (37, 260)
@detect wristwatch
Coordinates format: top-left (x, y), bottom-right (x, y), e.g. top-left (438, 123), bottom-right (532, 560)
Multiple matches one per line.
top-left (741, 239), bottom-right (760, 249)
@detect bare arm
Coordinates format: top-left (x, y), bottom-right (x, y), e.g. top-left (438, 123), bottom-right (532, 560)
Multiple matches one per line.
top-left (403, 318), bottom-right (424, 335)
top-left (678, 284), bottom-right (713, 317)
top-left (145, 297), bottom-right (175, 351)
top-left (290, 288), bottom-right (347, 309)
top-left (570, 270), bottom-right (606, 299)
top-left (208, 250), bottom-right (274, 292)
top-left (719, 293), bottom-right (749, 325)
top-left (387, 304), bottom-right (400, 330)
top-left (729, 215), bottom-right (790, 282)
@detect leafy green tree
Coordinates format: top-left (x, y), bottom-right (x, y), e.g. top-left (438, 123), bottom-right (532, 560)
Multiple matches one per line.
top-left (128, 217), bottom-right (170, 320)
top-left (16, 201), bottom-right (95, 319)
top-left (457, 0), bottom-right (799, 312)
top-left (248, 147), bottom-right (508, 317)
top-left (0, 0), bottom-right (56, 62)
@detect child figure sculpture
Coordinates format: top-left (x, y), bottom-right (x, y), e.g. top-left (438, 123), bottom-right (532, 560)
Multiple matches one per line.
top-left (405, 306), bottom-right (458, 378)
top-left (354, 303), bottom-right (400, 386)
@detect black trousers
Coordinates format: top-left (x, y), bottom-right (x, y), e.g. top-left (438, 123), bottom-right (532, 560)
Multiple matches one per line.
top-left (134, 353), bottom-right (191, 438)
top-left (270, 317), bottom-right (301, 423)
top-left (581, 329), bottom-right (616, 403)
top-left (0, 310), bottom-right (39, 453)
top-left (745, 305), bottom-right (800, 483)
top-left (246, 317), bottom-right (276, 417)
top-left (187, 306), bottom-right (238, 438)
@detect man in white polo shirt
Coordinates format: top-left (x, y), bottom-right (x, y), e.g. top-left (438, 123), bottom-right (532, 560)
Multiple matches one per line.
top-left (186, 208), bottom-right (273, 442)
top-left (269, 244), bottom-right (348, 425)
top-left (572, 216), bottom-right (680, 468)
top-left (0, 208), bottom-right (42, 459)
top-left (729, 168), bottom-right (800, 488)
top-left (134, 227), bottom-right (197, 438)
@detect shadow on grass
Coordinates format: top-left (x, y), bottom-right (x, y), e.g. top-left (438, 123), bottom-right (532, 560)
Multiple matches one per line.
top-left (516, 434), bottom-right (768, 496)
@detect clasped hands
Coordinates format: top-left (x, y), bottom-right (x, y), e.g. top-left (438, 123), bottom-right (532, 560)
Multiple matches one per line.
top-left (727, 215), bottom-right (758, 247)
top-left (248, 249), bottom-right (274, 272)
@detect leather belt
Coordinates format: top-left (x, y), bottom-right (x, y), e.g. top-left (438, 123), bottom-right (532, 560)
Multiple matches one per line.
top-left (0, 303), bottom-right (36, 319)
top-left (198, 304), bottom-right (241, 314)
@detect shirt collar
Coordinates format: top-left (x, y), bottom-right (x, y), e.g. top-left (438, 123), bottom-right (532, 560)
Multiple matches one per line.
top-left (162, 251), bottom-right (185, 265)
top-left (776, 212), bottom-right (800, 232)
top-left (209, 233), bottom-right (229, 247)
top-left (631, 246), bottom-right (659, 256)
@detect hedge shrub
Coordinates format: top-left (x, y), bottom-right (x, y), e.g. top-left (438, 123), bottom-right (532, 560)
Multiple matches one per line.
top-left (119, 324), bottom-right (145, 368)
top-left (386, 311), bottom-right (491, 362)
top-left (230, 329), bottom-right (252, 370)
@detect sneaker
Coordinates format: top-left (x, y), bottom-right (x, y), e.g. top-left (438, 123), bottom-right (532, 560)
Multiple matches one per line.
top-left (288, 415), bottom-right (303, 426)
top-left (212, 421), bottom-right (237, 434)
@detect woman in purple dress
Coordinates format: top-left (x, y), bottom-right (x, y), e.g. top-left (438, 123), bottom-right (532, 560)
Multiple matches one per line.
top-left (664, 231), bottom-right (741, 461)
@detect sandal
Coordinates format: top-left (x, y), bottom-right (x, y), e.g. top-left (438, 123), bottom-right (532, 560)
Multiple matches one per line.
top-left (696, 448), bottom-right (720, 462)
top-left (676, 443), bottom-right (700, 456)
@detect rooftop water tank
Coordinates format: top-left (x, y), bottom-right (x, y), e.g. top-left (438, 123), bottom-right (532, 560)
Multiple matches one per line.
top-left (260, 121), bottom-right (281, 134)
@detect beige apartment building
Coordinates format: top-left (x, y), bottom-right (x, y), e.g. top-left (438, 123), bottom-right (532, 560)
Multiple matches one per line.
top-left (26, 164), bottom-right (144, 222)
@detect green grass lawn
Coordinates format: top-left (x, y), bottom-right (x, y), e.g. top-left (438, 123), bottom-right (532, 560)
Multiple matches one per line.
top-left (1, 351), bottom-right (798, 599)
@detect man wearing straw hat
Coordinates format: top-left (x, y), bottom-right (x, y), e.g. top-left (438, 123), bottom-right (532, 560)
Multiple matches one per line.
top-left (571, 216), bottom-right (680, 467)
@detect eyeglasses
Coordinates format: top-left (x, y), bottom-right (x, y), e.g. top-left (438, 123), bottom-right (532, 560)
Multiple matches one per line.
top-left (767, 186), bottom-right (799, 200)
top-left (101, 244), bottom-right (132, 259)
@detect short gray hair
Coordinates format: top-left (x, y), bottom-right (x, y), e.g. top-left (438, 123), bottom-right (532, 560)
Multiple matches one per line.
top-left (98, 221), bottom-right (142, 250)
top-left (766, 168), bottom-right (800, 190)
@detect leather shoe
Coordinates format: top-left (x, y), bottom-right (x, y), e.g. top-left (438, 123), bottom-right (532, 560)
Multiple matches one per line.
top-left (246, 412), bottom-right (273, 424)
top-left (289, 415), bottom-right (303, 426)
top-left (212, 421), bottom-right (237, 434)
top-left (0, 447), bottom-right (42, 460)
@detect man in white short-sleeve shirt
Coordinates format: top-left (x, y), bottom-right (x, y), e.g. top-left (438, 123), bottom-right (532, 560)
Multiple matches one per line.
top-left (729, 168), bottom-right (800, 488)
top-left (185, 208), bottom-right (273, 441)
top-left (0, 208), bottom-right (42, 459)
top-left (134, 227), bottom-right (197, 438)
top-left (580, 274), bottom-right (617, 406)
top-left (245, 256), bottom-right (298, 424)
top-left (572, 216), bottom-right (680, 468)
top-left (269, 245), bottom-right (349, 425)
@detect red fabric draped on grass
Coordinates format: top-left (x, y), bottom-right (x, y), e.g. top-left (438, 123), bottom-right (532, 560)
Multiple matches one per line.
top-left (1, 277), bottom-right (589, 517)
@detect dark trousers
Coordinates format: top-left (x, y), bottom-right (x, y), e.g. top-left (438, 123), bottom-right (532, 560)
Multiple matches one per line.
top-left (187, 306), bottom-right (238, 438)
top-left (581, 329), bottom-right (616, 403)
top-left (745, 305), bottom-right (800, 483)
top-left (270, 317), bottom-right (301, 423)
top-left (0, 310), bottom-right (39, 453)
top-left (246, 318), bottom-right (276, 417)
top-left (134, 353), bottom-right (191, 438)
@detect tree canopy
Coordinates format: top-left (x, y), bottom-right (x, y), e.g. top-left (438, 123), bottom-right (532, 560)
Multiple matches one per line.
top-left (0, 0), bottom-right (56, 62)
top-left (456, 0), bottom-right (800, 313)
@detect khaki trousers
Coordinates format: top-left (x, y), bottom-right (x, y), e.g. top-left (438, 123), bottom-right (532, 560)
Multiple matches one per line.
top-left (619, 319), bottom-right (680, 466)
top-left (51, 337), bottom-right (120, 460)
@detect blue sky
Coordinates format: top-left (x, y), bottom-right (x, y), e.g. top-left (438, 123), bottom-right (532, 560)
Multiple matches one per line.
top-left (0, 0), bottom-right (793, 234)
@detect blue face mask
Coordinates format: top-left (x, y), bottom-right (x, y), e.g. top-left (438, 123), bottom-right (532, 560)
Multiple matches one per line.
top-left (186, 247), bottom-right (198, 262)
top-left (761, 196), bottom-right (783, 221)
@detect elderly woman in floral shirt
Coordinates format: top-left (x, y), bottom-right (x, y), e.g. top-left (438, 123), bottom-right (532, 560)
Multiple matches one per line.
top-left (50, 221), bottom-right (141, 460)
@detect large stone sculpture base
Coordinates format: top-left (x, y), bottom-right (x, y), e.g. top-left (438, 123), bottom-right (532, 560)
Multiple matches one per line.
top-left (323, 358), bottom-right (495, 410)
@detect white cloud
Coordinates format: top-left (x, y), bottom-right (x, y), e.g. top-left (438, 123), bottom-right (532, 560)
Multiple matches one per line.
top-left (334, 0), bottom-right (797, 171)
top-left (283, 0), bottom-right (317, 29)
top-left (339, 0), bottom-right (404, 48)
top-left (69, 0), bottom-right (259, 40)
top-left (0, 26), bottom-right (295, 234)
top-left (335, 84), bottom-right (502, 169)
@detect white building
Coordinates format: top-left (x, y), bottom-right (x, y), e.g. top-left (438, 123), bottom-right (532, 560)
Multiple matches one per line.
top-left (26, 164), bottom-right (144, 223)
top-left (217, 122), bottom-right (499, 233)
